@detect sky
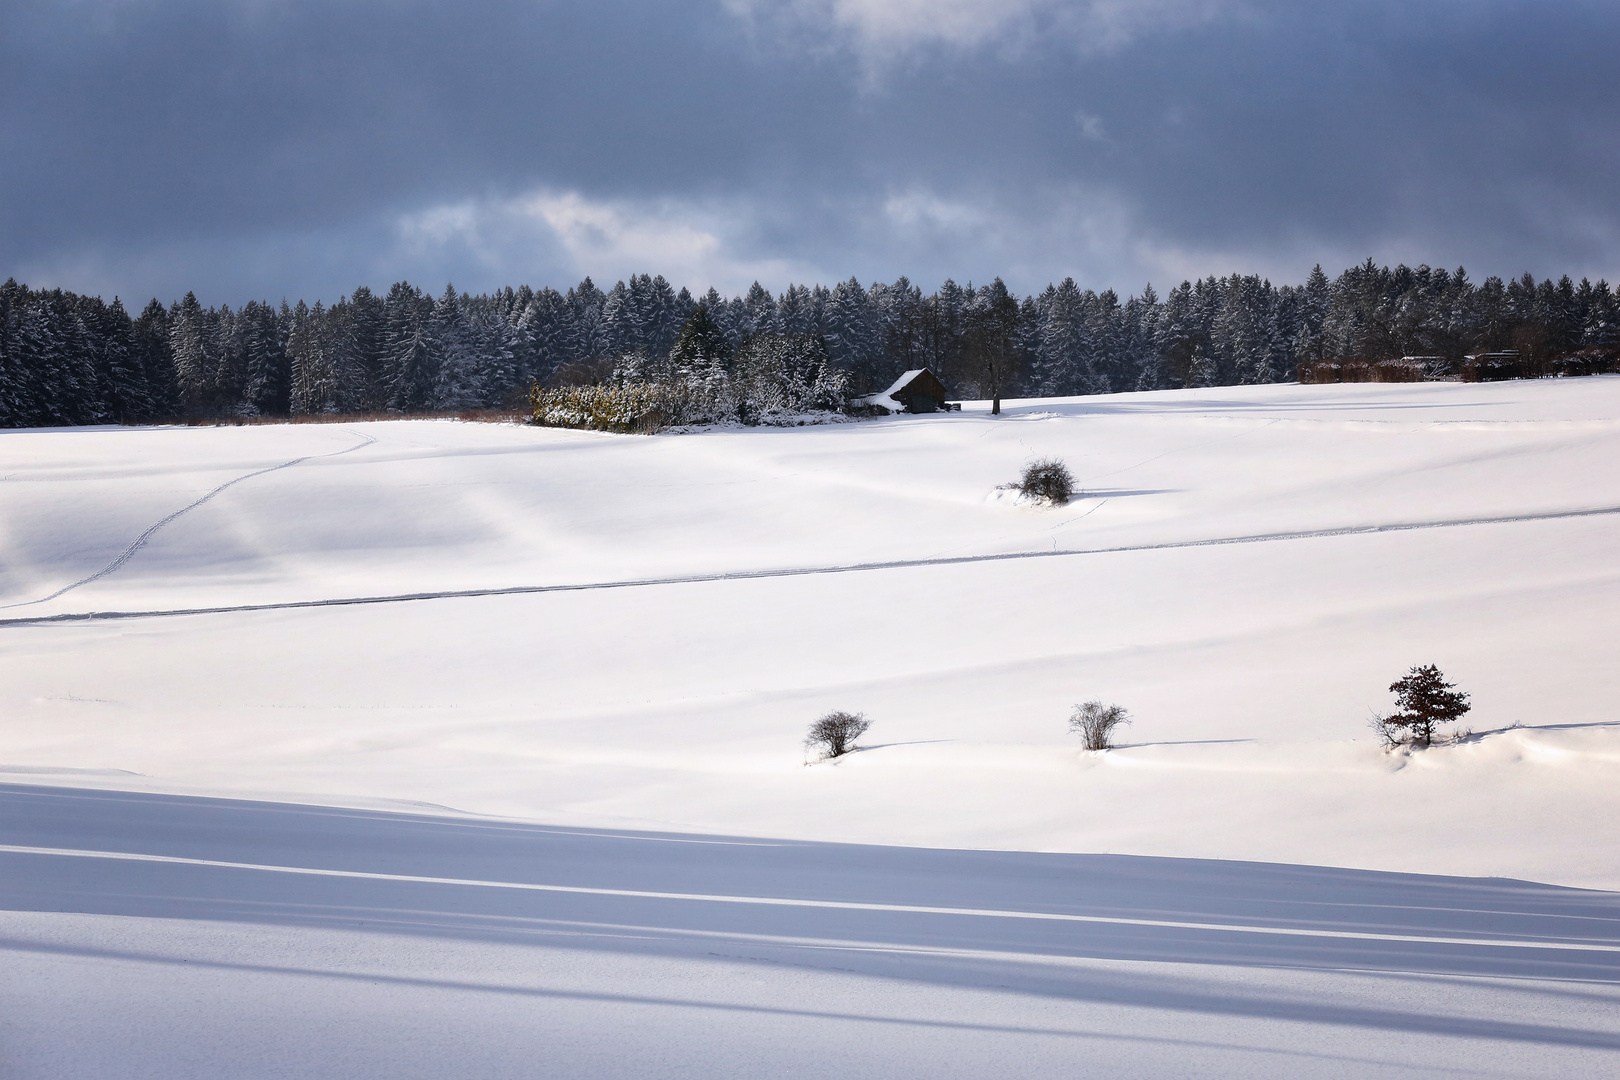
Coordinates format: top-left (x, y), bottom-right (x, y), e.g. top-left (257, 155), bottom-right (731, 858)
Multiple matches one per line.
top-left (4, 0), bottom-right (1620, 305)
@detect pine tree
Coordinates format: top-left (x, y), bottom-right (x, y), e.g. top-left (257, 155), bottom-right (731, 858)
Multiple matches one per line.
top-left (646, 275), bottom-right (684, 359)
top-left (1085, 287), bottom-right (1123, 393)
top-left (741, 280), bottom-right (779, 339)
top-left (1032, 278), bottom-right (1086, 396)
top-left (288, 300), bottom-right (335, 415)
top-left (97, 297), bottom-right (153, 423)
top-left (431, 284), bottom-right (482, 410)
top-left (923, 279), bottom-right (967, 384)
top-left (1475, 276), bottom-right (1509, 352)
top-left (344, 285), bottom-right (387, 410)
top-left (1583, 280), bottom-right (1619, 347)
top-left (1152, 281), bottom-right (1201, 388)
top-left (567, 277), bottom-right (608, 365)
top-left (519, 287), bottom-right (569, 385)
top-left (239, 300), bottom-right (290, 416)
top-left (823, 278), bottom-right (878, 390)
top-left (383, 281), bottom-right (436, 411)
top-left (777, 284), bottom-right (818, 337)
top-left (963, 278), bottom-right (1021, 414)
top-left (169, 291), bottom-right (215, 416)
top-left (1380, 664), bottom-right (1471, 749)
top-left (470, 303), bottom-right (520, 405)
top-left (601, 279), bottom-right (638, 359)
top-left (872, 276), bottom-right (923, 381)
top-left (132, 299), bottom-right (178, 418)
top-left (0, 279), bottom-right (21, 425)
top-left (1214, 274), bottom-right (1277, 384)
top-left (1122, 284), bottom-right (1160, 392)
top-left (669, 302), bottom-right (731, 379)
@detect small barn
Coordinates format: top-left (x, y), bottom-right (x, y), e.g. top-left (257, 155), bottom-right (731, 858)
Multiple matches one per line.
top-left (854, 369), bottom-right (957, 415)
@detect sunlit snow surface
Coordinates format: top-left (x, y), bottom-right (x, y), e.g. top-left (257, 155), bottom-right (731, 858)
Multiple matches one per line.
top-left (3, 379), bottom-right (1619, 1076)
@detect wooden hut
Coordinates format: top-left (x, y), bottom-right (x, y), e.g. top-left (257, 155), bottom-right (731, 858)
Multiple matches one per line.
top-left (854, 369), bottom-right (956, 415)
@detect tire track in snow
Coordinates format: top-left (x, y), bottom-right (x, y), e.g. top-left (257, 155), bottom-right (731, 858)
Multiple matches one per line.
top-left (3, 499), bottom-right (1618, 628)
top-left (1, 431), bottom-right (376, 611)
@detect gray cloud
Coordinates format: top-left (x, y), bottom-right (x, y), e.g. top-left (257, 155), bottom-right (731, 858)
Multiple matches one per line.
top-left (4, 0), bottom-right (1618, 305)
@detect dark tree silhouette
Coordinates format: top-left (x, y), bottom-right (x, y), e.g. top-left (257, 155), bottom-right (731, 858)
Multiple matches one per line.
top-left (1379, 664), bottom-right (1471, 748)
top-left (1019, 458), bottom-right (1075, 505)
top-left (7, 260), bottom-right (1620, 430)
top-left (805, 711), bottom-right (870, 759)
top-left (668, 302), bottom-right (731, 378)
top-left (963, 278), bottom-right (1021, 415)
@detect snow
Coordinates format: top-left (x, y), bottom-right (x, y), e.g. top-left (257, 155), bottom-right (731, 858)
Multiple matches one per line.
top-left (3, 378), bottom-right (1620, 1075)
top-left (4, 784), bottom-right (1619, 1079)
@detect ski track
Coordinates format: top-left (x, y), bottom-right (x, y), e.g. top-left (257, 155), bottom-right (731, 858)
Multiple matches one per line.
top-left (1, 431), bottom-right (376, 612)
top-left (2, 499), bottom-right (1616, 628)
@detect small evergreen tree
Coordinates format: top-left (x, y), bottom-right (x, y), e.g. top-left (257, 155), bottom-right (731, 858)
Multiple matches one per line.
top-left (1377, 664), bottom-right (1471, 748)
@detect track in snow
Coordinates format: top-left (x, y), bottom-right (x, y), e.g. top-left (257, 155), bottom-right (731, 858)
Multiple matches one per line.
top-left (9, 783), bottom-right (1620, 1078)
top-left (2, 501), bottom-right (1617, 629)
top-left (5, 783), bottom-right (1619, 987)
top-left (0, 431), bottom-right (376, 612)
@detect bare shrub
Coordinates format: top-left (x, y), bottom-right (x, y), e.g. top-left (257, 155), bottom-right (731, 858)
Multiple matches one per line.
top-left (1298, 358), bottom-right (1435, 384)
top-left (1296, 360), bottom-right (1341, 384)
top-left (1069, 701), bottom-right (1130, 751)
top-left (805, 711), bottom-right (870, 760)
top-left (1019, 458), bottom-right (1075, 506)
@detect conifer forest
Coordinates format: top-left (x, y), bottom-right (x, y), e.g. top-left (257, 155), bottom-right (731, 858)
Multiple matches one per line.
top-left (3, 260), bottom-right (1618, 428)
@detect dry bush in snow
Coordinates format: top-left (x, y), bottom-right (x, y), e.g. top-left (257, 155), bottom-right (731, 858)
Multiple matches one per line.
top-left (1019, 458), bottom-right (1075, 505)
top-left (1070, 701), bottom-right (1130, 751)
top-left (806, 711), bottom-right (870, 759)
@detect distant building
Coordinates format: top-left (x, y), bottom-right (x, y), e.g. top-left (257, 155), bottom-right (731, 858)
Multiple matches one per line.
top-left (853, 369), bottom-right (957, 415)
top-left (1462, 351), bottom-right (1524, 382)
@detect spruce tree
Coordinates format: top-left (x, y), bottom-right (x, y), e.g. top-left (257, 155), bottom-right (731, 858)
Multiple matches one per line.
top-left (383, 281), bottom-right (436, 411)
top-left (132, 298), bottom-right (178, 418)
top-left (668, 302), bottom-right (731, 379)
top-left (1381, 665), bottom-right (1471, 749)
top-left (98, 297), bottom-right (152, 423)
top-left (963, 278), bottom-right (1021, 414)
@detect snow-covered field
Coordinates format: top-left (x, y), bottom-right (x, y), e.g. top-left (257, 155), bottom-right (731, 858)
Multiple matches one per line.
top-left (4, 379), bottom-right (1620, 1076)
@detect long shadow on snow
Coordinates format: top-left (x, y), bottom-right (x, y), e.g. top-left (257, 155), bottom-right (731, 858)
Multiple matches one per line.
top-left (994, 394), bottom-right (1542, 418)
top-left (3, 783), bottom-right (1618, 1047)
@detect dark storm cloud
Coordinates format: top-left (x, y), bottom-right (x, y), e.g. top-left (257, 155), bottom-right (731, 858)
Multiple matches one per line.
top-left (4, 0), bottom-right (1619, 304)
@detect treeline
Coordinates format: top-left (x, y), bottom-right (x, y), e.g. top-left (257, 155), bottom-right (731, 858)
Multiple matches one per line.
top-left (4, 261), bottom-right (1619, 427)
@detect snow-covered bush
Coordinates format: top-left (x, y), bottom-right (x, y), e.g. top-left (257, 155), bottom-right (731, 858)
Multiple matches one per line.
top-left (1070, 701), bottom-right (1129, 751)
top-left (529, 383), bottom-right (689, 434)
top-left (1019, 458), bottom-right (1075, 505)
top-left (805, 711), bottom-right (870, 760)
top-left (533, 318), bottom-right (850, 433)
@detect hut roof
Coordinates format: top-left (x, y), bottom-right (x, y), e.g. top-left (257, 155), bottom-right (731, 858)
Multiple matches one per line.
top-left (856, 369), bottom-right (944, 413)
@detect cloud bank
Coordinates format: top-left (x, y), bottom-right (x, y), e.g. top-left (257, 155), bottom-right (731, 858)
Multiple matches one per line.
top-left (3, 0), bottom-right (1618, 304)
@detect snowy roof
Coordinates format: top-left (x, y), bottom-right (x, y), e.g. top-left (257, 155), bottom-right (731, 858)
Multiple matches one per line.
top-left (855, 369), bottom-right (933, 412)
top-left (880, 370), bottom-right (929, 398)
